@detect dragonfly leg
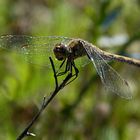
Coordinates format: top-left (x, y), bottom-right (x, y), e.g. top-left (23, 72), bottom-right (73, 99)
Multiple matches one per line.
top-left (56, 59), bottom-right (66, 74)
top-left (72, 61), bottom-right (79, 77)
top-left (56, 60), bottom-right (70, 76)
top-left (49, 57), bottom-right (75, 89)
top-left (64, 61), bottom-right (79, 86)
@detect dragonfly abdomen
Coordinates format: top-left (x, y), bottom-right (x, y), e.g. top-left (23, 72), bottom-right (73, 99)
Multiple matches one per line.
top-left (102, 51), bottom-right (140, 67)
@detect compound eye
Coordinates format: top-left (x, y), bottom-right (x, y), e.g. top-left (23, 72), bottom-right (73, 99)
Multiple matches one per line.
top-left (53, 43), bottom-right (67, 61)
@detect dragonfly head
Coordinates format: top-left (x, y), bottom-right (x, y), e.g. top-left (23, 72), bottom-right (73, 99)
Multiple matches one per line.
top-left (53, 43), bottom-right (69, 61)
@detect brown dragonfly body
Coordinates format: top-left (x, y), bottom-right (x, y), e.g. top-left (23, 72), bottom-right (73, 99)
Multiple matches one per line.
top-left (1, 35), bottom-right (140, 99)
top-left (54, 38), bottom-right (140, 67)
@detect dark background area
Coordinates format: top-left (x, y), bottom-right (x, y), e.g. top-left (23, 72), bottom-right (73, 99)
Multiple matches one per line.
top-left (0, 0), bottom-right (140, 139)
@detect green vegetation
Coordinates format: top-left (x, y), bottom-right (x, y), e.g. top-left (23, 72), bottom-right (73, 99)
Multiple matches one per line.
top-left (0, 0), bottom-right (140, 139)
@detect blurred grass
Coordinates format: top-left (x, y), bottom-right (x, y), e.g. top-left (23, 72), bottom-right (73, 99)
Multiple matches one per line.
top-left (0, 0), bottom-right (140, 139)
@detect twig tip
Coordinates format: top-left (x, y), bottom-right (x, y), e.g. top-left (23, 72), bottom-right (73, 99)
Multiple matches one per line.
top-left (27, 131), bottom-right (36, 137)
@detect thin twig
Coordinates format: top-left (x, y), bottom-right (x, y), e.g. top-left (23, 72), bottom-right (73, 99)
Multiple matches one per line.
top-left (16, 57), bottom-right (73, 140)
top-left (49, 57), bottom-right (58, 90)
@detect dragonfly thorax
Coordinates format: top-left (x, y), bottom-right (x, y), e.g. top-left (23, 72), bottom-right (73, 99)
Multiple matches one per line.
top-left (68, 39), bottom-right (87, 59)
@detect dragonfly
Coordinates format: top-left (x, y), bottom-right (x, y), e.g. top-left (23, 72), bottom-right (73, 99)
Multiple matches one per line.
top-left (0, 35), bottom-right (140, 99)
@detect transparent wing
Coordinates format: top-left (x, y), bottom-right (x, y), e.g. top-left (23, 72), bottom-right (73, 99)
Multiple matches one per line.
top-left (0, 35), bottom-right (72, 68)
top-left (74, 55), bottom-right (91, 69)
top-left (84, 44), bottom-right (132, 99)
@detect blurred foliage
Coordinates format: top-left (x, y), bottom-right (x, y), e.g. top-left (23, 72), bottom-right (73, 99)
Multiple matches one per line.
top-left (0, 0), bottom-right (140, 139)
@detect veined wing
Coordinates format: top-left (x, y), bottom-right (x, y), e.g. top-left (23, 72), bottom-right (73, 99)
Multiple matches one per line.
top-left (83, 43), bottom-right (132, 99)
top-left (0, 35), bottom-right (72, 67)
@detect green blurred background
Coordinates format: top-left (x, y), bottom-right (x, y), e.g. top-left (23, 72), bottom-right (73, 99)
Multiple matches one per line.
top-left (0, 0), bottom-right (140, 139)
